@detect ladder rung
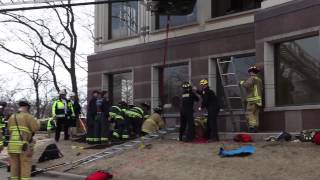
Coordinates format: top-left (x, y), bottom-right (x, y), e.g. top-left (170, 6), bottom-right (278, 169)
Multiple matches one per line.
top-left (227, 97), bottom-right (242, 99)
top-left (224, 84), bottom-right (239, 88)
top-left (218, 60), bottom-right (232, 64)
top-left (221, 73), bottom-right (235, 76)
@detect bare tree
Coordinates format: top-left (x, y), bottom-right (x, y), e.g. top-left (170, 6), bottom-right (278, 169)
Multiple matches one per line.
top-left (0, 0), bottom-right (83, 97)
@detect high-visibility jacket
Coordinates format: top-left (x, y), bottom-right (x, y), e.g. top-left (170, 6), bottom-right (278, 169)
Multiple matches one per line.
top-left (0, 115), bottom-right (3, 148)
top-left (240, 75), bottom-right (263, 106)
top-left (126, 106), bottom-right (144, 119)
top-left (0, 115), bottom-right (6, 129)
top-left (47, 118), bottom-right (55, 131)
top-left (109, 106), bottom-right (124, 121)
top-left (142, 113), bottom-right (165, 134)
top-left (7, 112), bottom-right (40, 154)
top-left (52, 99), bottom-right (75, 118)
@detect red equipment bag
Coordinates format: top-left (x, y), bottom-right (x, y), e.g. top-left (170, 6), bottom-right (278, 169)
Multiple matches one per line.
top-left (312, 132), bottom-right (320, 145)
top-left (86, 171), bottom-right (113, 180)
top-left (234, 134), bottom-right (253, 143)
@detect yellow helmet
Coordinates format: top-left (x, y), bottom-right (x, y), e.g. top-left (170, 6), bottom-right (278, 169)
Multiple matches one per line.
top-left (199, 79), bottom-right (208, 86)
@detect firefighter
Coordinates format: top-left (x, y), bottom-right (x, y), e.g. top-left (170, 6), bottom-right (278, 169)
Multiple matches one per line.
top-left (126, 103), bottom-right (145, 138)
top-left (8, 99), bottom-right (39, 180)
top-left (69, 92), bottom-right (81, 138)
top-left (0, 102), bottom-right (6, 152)
top-left (86, 90), bottom-right (110, 144)
top-left (52, 89), bottom-right (75, 142)
top-left (141, 107), bottom-right (165, 136)
top-left (46, 117), bottom-right (56, 138)
top-left (240, 65), bottom-right (263, 133)
top-left (179, 82), bottom-right (199, 142)
top-left (109, 105), bottom-right (128, 140)
top-left (198, 79), bottom-right (220, 141)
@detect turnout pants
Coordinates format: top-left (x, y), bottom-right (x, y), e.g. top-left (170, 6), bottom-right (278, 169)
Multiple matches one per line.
top-left (246, 102), bottom-right (260, 128)
top-left (93, 113), bottom-right (109, 143)
top-left (131, 117), bottom-right (143, 137)
top-left (179, 111), bottom-right (195, 141)
top-left (206, 107), bottom-right (220, 141)
top-left (9, 153), bottom-right (32, 180)
top-left (55, 117), bottom-right (69, 141)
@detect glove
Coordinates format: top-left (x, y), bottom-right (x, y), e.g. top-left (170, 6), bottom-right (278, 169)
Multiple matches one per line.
top-left (239, 80), bottom-right (244, 85)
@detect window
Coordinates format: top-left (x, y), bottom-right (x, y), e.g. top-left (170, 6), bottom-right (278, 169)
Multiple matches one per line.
top-left (211, 0), bottom-right (262, 18)
top-left (159, 64), bottom-right (189, 114)
top-left (110, 72), bottom-right (133, 105)
top-left (216, 54), bottom-right (256, 109)
top-left (275, 36), bottom-right (320, 106)
top-left (155, 3), bottom-right (197, 30)
top-left (108, 2), bottom-right (138, 39)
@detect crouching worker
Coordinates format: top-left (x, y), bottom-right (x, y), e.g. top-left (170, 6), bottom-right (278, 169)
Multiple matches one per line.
top-left (47, 117), bottom-right (56, 138)
top-left (8, 99), bottom-right (40, 180)
top-left (141, 107), bottom-right (165, 136)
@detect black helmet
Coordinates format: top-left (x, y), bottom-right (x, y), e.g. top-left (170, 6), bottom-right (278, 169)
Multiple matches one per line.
top-left (118, 101), bottom-right (128, 109)
top-left (182, 82), bottom-right (191, 89)
top-left (248, 65), bottom-right (260, 74)
top-left (18, 99), bottom-right (30, 107)
top-left (153, 107), bottom-right (163, 114)
top-left (0, 102), bottom-right (7, 109)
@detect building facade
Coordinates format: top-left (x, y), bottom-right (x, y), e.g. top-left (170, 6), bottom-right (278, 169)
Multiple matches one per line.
top-left (88, 0), bottom-right (320, 132)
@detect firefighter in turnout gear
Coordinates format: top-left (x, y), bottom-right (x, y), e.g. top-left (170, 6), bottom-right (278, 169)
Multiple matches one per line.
top-left (0, 101), bottom-right (7, 149)
top-left (198, 79), bottom-right (220, 141)
top-left (8, 99), bottom-right (40, 180)
top-left (240, 65), bottom-right (263, 133)
top-left (179, 82), bottom-right (199, 142)
top-left (52, 89), bottom-right (75, 142)
top-left (86, 90), bottom-right (110, 144)
top-left (126, 104), bottom-right (145, 138)
top-left (141, 107), bottom-right (165, 136)
top-left (109, 105), bottom-right (128, 140)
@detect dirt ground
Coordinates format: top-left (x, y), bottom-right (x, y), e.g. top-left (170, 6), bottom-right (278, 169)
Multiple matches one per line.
top-left (1, 134), bottom-right (320, 180)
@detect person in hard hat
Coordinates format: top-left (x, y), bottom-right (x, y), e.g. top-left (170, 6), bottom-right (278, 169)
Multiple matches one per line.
top-left (46, 117), bottom-right (56, 138)
top-left (126, 103), bottom-right (149, 138)
top-left (198, 79), bottom-right (220, 141)
top-left (69, 92), bottom-right (81, 138)
top-left (179, 82), bottom-right (199, 142)
top-left (109, 104), bottom-right (127, 140)
top-left (86, 90), bottom-right (110, 144)
top-left (8, 99), bottom-right (39, 180)
top-left (240, 65), bottom-right (263, 133)
top-left (141, 107), bottom-right (165, 136)
top-left (52, 89), bottom-right (75, 142)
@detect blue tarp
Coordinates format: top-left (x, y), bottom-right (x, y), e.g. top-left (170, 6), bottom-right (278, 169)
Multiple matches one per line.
top-left (219, 145), bottom-right (256, 157)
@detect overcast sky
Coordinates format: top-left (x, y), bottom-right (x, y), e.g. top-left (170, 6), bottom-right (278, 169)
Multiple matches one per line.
top-left (0, 4), bottom-right (94, 101)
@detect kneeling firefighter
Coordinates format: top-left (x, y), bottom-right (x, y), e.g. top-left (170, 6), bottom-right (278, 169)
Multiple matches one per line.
top-left (109, 104), bottom-right (129, 140)
top-left (126, 104), bottom-right (146, 138)
top-left (179, 82), bottom-right (199, 142)
top-left (141, 107), bottom-right (165, 136)
top-left (8, 99), bottom-right (40, 180)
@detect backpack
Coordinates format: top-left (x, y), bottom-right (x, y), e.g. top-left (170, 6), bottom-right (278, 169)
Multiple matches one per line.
top-left (86, 171), bottom-right (113, 180)
top-left (38, 144), bottom-right (63, 163)
top-left (312, 132), bottom-right (320, 145)
top-left (234, 134), bottom-right (253, 142)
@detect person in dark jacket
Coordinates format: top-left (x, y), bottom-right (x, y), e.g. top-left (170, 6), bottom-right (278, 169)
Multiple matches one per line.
top-left (69, 92), bottom-right (81, 138)
top-left (179, 82), bottom-right (199, 142)
top-left (86, 90), bottom-right (110, 144)
top-left (198, 79), bottom-right (220, 141)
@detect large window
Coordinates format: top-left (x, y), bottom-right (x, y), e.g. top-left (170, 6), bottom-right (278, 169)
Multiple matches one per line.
top-left (159, 64), bottom-right (189, 114)
top-left (275, 36), bottom-right (320, 106)
top-left (155, 3), bottom-right (197, 30)
top-left (109, 2), bottom-right (138, 39)
top-left (211, 0), bottom-right (262, 18)
top-left (216, 54), bottom-right (256, 109)
top-left (110, 72), bottom-right (133, 105)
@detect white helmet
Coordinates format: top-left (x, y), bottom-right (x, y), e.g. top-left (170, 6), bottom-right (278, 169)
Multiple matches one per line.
top-left (59, 89), bottom-right (67, 95)
top-left (69, 92), bottom-right (76, 97)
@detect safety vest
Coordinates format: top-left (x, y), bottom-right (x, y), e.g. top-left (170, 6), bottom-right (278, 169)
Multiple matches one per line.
top-left (109, 106), bottom-right (124, 121)
top-left (246, 76), bottom-right (262, 106)
top-left (52, 99), bottom-right (74, 118)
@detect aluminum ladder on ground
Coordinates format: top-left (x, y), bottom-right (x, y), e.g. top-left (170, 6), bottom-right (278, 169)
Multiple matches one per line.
top-left (60, 127), bottom-right (177, 172)
top-left (216, 57), bottom-right (246, 132)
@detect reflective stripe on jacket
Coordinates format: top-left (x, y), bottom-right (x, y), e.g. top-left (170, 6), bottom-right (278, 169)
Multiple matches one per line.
top-left (241, 75), bottom-right (263, 106)
top-left (7, 113), bottom-right (39, 154)
top-left (52, 99), bottom-right (75, 118)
